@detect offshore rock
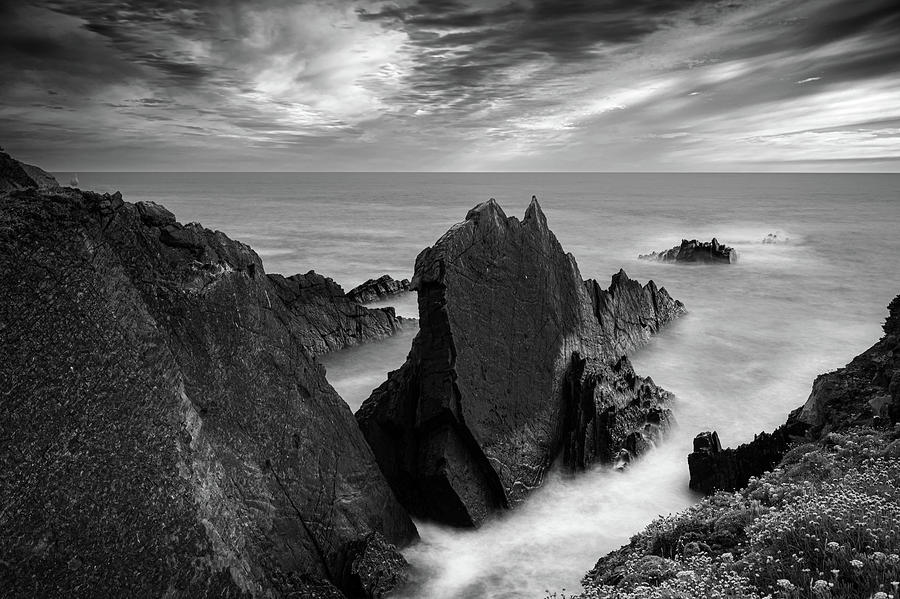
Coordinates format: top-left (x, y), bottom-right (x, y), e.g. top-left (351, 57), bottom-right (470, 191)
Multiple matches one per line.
top-left (640, 238), bottom-right (738, 264)
top-left (270, 271), bottom-right (406, 355)
top-left (356, 197), bottom-right (684, 527)
top-left (347, 275), bottom-right (411, 305)
top-left (688, 294), bottom-right (900, 494)
top-left (0, 148), bottom-right (59, 191)
top-left (0, 178), bottom-right (416, 597)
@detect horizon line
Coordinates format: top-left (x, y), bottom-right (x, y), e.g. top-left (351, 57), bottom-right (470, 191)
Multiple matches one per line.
top-left (55, 170), bottom-right (900, 175)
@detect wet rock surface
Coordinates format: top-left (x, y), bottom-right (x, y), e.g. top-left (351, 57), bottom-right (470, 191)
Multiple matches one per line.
top-left (346, 275), bottom-right (411, 305)
top-left (640, 238), bottom-right (738, 264)
top-left (688, 294), bottom-right (900, 494)
top-left (356, 198), bottom-right (685, 527)
top-left (0, 163), bottom-right (416, 598)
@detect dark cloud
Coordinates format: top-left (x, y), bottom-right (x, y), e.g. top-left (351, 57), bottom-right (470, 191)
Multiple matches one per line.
top-left (0, 0), bottom-right (897, 170)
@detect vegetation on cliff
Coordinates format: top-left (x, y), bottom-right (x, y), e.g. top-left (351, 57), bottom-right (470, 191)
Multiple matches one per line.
top-left (574, 295), bottom-right (900, 599)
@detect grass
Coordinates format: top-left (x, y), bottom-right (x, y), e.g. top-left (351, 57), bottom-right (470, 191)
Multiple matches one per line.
top-left (553, 425), bottom-right (900, 599)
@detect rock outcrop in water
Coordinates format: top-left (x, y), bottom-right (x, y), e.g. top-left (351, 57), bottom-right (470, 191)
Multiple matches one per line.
top-left (586, 270), bottom-right (686, 357)
top-left (356, 198), bottom-right (685, 527)
top-left (347, 275), bottom-right (411, 305)
top-left (0, 148), bottom-right (59, 191)
top-left (0, 157), bottom-right (417, 598)
top-left (270, 270), bottom-right (407, 355)
top-left (584, 294), bottom-right (900, 597)
top-left (688, 294), bottom-right (900, 494)
top-left (640, 238), bottom-right (738, 264)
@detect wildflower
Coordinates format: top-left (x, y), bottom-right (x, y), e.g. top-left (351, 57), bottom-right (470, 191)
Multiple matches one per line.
top-left (776, 579), bottom-right (795, 591)
top-left (810, 579), bottom-right (829, 596)
top-left (850, 559), bottom-right (864, 569)
top-left (720, 552), bottom-right (734, 563)
top-left (826, 541), bottom-right (840, 553)
top-left (873, 593), bottom-right (888, 599)
top-left (676, 570), bottom-right (694, 579)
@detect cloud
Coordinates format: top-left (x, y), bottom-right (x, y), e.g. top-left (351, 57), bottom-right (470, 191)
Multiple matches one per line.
top-left (0, 0), bottom-right (897, 170)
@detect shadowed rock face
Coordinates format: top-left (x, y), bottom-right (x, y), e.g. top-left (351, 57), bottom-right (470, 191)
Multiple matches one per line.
top-left (0, 149), bottom-right (59, 191)
top-left (640, 238), bottom-right (738, 264)
top-left (356, 198), bottom-right (684, 527)
top-left (688, 294), bottom-right (900, 494)
top-left (0, 181), bottom-right (416, 596)
top-left (346, 275), bottom-right (411, 305)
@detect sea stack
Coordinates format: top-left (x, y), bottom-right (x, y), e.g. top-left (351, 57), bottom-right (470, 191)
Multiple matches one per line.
top-left (640, 238), bottom-right (738, 264)
top-left (0, 158), bottom-right (417, 598)
top-left (356, 198), bottom-right (685, 527)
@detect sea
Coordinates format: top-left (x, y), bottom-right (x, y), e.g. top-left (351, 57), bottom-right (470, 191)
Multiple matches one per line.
top-left (70, 172), bottom-right (900, 598)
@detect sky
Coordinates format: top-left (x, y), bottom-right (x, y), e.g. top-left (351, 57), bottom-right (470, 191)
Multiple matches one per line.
top-left (1, 0), bottom-right (899, 171)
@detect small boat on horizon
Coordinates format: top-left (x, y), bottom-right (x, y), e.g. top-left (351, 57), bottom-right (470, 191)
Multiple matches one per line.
top-left (70, 174), bottom-right (79, 187)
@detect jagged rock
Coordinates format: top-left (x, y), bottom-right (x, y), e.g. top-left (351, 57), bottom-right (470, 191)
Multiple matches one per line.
top-left (640, 238), bottom-right (738, 264)
top-left (688, 294), bottom-right (900, 494)
top-left (356, 197), bottom-right (684, 527)
top-left (586, 270), bottom-right (686, 356)
top-left (0, 183), bottom-right (416, 597)
top-left (347, 275), bottom-right (411, 305)
top-left (0, 149), bottom-right (59, 192)
top-left (687, 428), bottom-right (801, 494)
top-left (270, 271), bottom-right (406, 355)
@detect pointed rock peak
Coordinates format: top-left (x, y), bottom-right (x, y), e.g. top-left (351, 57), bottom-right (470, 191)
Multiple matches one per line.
top-left (465, 198), bottom-right (508, 224)
top-left (523, 195), bottom-right (548, 230)
top-left (610, 269), bottom-right (631, 287)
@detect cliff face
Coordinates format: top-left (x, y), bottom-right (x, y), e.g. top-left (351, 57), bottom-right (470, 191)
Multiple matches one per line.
top-left (688, 294), bottom-right (900, 494)
top-left (356, 198), bottom-right (684, 527)
top-left (0, 184), bottom-right (416, 597)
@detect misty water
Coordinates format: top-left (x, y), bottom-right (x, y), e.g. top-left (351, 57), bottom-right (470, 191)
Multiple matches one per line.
top-left (78, 172), bottom-right (900, 598)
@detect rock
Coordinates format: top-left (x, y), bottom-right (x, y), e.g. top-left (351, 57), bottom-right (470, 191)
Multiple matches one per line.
top-left (270, 271), bottom-right (407, 355)
top-left (0, 149), bottom-right (59, 192)
top-left (586, 270), bottom-right (686, 356)
top-left (640, 238), bottom-right (738, 264)
top-left (794, 293), bottom-right (900, 434)
top-left (356, 197), bottom-right (684, 527)
top-left (347, 275), bottom-right (411, 305)
top-left (0, 184), bottom-right (417, 597)
top-left (687, 428), bottom-right (799, 494)
top-left (136, 200), bottom-right (177, 227)
top-left (340, 533), bottom-right (410, 599)
top-left (687, 294), bottom-right (900, 494)
top-left (762, 233), bottom-right (789, 244)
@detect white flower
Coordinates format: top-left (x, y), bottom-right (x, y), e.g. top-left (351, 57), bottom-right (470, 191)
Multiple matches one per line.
top-left (850, 559), bottom-right (864, 569)
top-left (777, 579), bottom-right (795, 590)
